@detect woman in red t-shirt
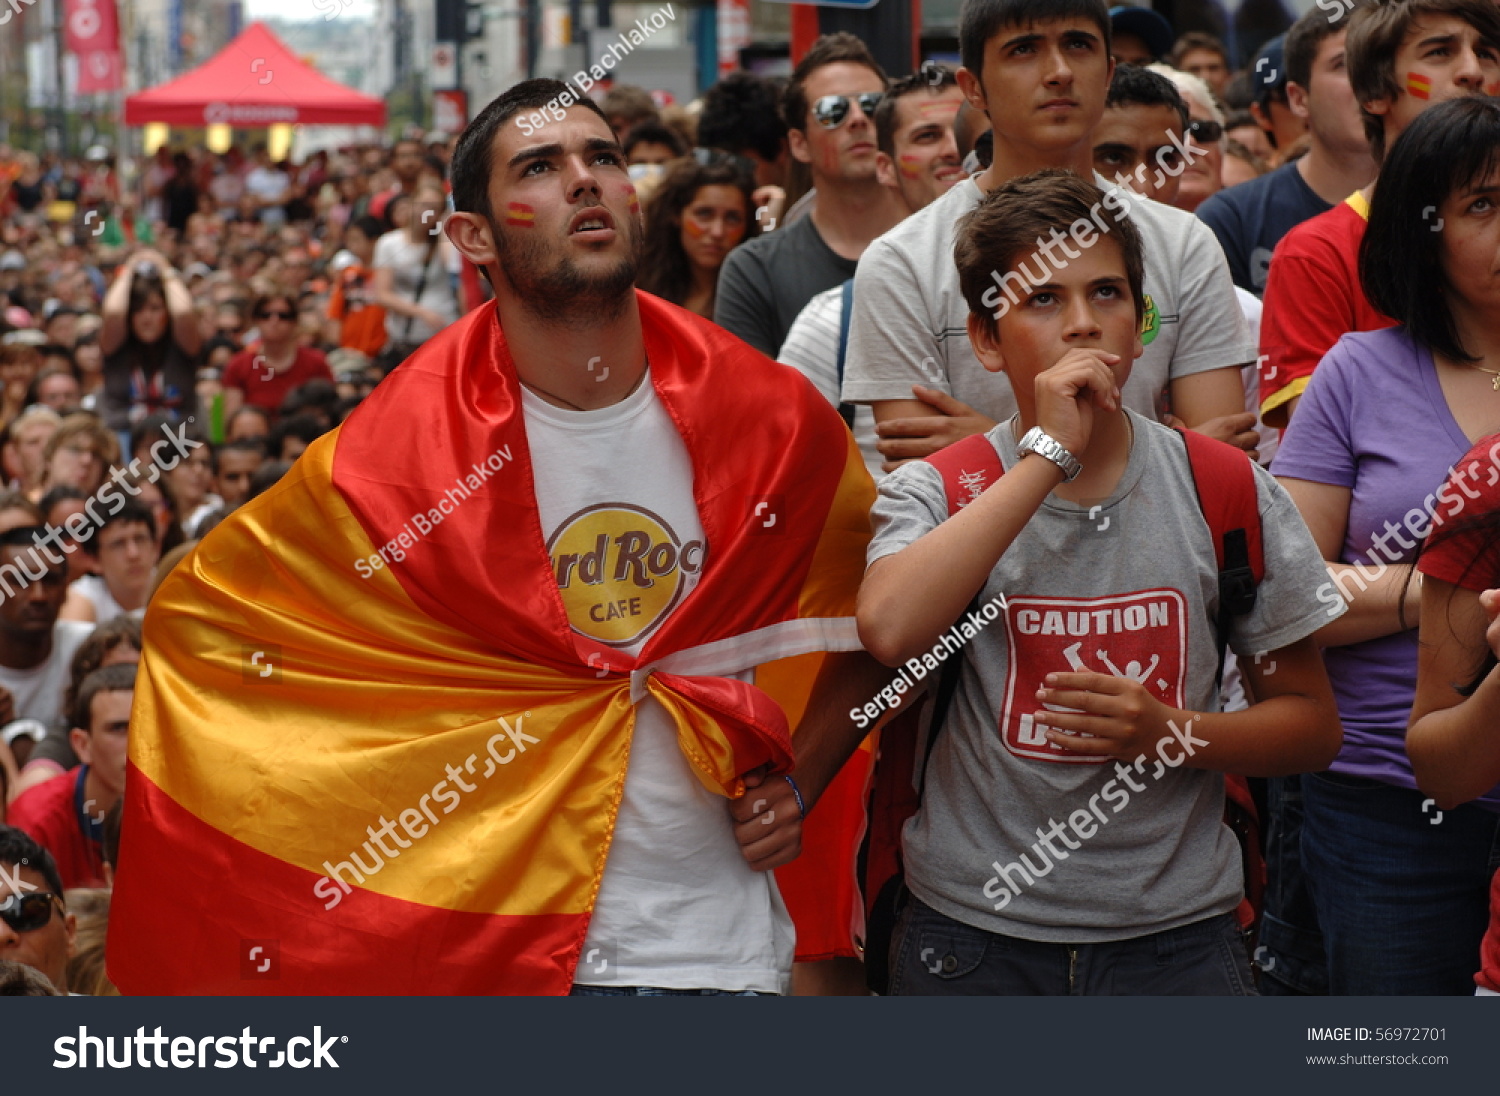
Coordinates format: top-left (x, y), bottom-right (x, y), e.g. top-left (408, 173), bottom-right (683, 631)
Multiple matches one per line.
top-left (1410, 434), bottom-right (1500, 996)
top-left (222, 287), bottom-right (333, 421)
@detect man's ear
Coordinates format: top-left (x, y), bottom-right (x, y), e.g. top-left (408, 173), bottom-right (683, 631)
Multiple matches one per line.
top-left (69, 726), bottom-right (92, 767)
top-left (787, 126), bottom-right (813, 166)
top-left (445, 212), bottom-right (497, 271)
top-left (874, 150), bottom-right (899, 191)
top-left (1362, 92), bottom-right (1392, 119)
top-left (957, 67), bottom-right (988, 117)
top-left (1285, 81), bottom-right (1311, 121)
top-left (967, 311), bottom-right (1007, 375)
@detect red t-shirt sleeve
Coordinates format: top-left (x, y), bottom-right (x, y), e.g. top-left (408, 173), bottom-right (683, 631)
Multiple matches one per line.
top-left (302, 348), bottom-right (334, 382)
top-left (1260, 221), bottom-right (1358, 427)
top-left (1419, 435), bottom-right (1500, 591)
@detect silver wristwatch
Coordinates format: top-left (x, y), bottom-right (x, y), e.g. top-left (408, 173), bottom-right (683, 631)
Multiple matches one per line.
top-left (1016, 426), bottom-right (1083, 482)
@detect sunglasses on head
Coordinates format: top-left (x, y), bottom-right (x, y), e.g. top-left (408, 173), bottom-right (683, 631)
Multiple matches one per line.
top-left (0, 891), bottom-right (62, 933)
top-left (691, 147), bottom-right (757, 179)
top-left (255, 310), bottom-right (296, 322)
top-left (812, 93), bottom-right (883, 130)
top-left (1187, 119), bottom-right (1224, 144)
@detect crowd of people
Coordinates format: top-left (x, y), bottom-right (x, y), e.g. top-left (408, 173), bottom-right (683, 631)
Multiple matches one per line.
top-left (0, 0), bottom-right (1498, 998)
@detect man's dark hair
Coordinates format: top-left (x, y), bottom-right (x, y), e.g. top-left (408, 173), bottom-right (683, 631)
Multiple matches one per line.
top-left (71, 662), bottom-right (136, 736)
top-left (349, 214), bottom-right (386, 241)
top-left (0, 959), bottom-right (61, 995)
top-left (697, 73), bottom-right (789, 163)
top-left (97, 498), bottom-right (156, 541)
top-left (954, 169), bottom-right (1144, 338)
top-left (220, 436), bottom-right (268, 459)
top-left (783, 32), bottom-right (888, 134)
top-left (1348, 0), bottom-right (1500, 161)
top-left (267, 414), bottom-right (327, 460)
top-left (622, 121), bottom-right (688, 160)
top-left (1106, 63), bottom-right (1188, 129)
top-left (1285, 0), bottom-right (1370, 93)
top-left (959, 0), bottom-right (1111, 80)
top-left (1362, 96), bottom-right (1500, 364)
top-left (64, 615), bottom-right (141, 728)
top-left (451, 79), bottom-right (611, 221)
top-left (874, 64), bottom-right (960, 157)
top-left (0, 824), bottom-right (65, 897)
top-left (390, 137), bottom-right (423, 161)
top-left (600, 85), bottom-right (659, 129)
top-left (128, 413), bottom-right (174, 462)
top-left (281, 378), bottom-right (338, 420)
top-left (1170, 31), bottom-right (1228, 69)
top-left (248, 460), bottom-right (293, 500)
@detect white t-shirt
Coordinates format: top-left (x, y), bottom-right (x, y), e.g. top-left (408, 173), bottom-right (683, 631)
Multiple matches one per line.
top-left (244, 165), bottom-right (289, 204)
top-left (373, 231), bottom-right (459, 344)
top-left (778, 284), bottom-right (884, 483)
top-left (522, 375), bottom-right (794, 994)
top-left (68, 574), bottom-right (140, 627)
top-left (841, 176), bottom-right (1256, 422)
top-left (0, 620), bottom-right (94, 728)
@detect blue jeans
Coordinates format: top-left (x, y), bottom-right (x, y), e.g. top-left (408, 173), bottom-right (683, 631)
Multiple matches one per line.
top-left (1257, 775), bottom-right (1328, 995)
top-left (569, 986), bottom-right (767, 996)
top-left (889, 896), bottom-right (1258, 996)
top-left (1301, 770), bottom-right (1500, 995)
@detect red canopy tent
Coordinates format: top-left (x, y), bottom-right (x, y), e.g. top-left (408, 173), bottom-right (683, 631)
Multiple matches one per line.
top-left (124, 22), bottom-right (386, 128)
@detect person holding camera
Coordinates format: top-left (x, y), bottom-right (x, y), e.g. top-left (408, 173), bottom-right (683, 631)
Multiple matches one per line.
top-left (98, 250), bottom-right (202, 435)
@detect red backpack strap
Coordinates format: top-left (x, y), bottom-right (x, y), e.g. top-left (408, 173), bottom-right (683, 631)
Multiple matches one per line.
top-left (1178, 428), bottom-right (1265, 594)
top-left (924, 433), bottom-right (1006, 518)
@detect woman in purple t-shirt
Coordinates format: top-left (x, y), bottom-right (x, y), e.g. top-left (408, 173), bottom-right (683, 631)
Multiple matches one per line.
top-left (1272, 98), bottom-right (1500, 995)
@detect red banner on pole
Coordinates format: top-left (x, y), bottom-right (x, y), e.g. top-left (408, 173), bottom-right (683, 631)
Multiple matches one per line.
top-left (64, 0), bottom-right (122, 93)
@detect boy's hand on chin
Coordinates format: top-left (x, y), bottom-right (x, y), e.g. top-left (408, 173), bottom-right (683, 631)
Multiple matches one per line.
top-left (1034, 348), bottom-right (1122, 456)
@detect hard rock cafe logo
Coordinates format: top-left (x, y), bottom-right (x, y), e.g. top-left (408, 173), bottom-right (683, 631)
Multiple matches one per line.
top-left (547, 503), bottom-right (705, 647)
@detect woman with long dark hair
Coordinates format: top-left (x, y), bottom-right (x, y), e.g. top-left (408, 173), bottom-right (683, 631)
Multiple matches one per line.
top-left (1408, 443), bottom-right (1500, 996)
top-left (1272, 96), bottom-right (1500, 994)
top-left (637, 157), bottom-right (758, 320)
top-left (99, 249), bottom-right (202, 433)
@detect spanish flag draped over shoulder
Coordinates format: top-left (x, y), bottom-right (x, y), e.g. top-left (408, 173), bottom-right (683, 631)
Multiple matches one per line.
top-left (108, 293), bottom-right (875, 995)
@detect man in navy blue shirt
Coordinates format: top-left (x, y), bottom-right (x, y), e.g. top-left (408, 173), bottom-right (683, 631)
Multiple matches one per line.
top-left (1198, 5), bottom-right (1376, 295)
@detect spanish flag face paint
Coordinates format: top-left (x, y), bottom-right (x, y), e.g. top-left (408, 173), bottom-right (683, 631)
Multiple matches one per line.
top-left (504, 202), bottom-right (536, 227)
top-left (1407, 72), bottom-right (1432, 100)
top-left (626, 189), bottom-right (640, 217)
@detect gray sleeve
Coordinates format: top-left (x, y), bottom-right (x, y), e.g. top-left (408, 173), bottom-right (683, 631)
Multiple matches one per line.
top-left (842, 238), bottom-right (950, 404)
top-left (1228, 463), bottom-right (1347, 657)
top-left (1168, 217), bottom-right (1258, 379)
top-left (867, 460), bottom-right (949, 567)
top-left (713, 244), bottom-right (779, 357)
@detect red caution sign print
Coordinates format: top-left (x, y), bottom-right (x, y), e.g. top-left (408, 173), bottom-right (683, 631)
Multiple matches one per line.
top-left (1000, 589), bottom-right (1187, 763)
top-left (547, 503), bottom-right (705, 648)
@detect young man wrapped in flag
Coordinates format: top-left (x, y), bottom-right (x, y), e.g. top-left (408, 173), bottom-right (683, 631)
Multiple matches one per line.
top-left (109, 80), bottom-right (889, 995)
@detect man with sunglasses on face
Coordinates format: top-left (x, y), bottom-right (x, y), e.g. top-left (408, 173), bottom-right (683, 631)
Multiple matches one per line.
top-left (0, 826), bottom-right (76, 994)
top-left (713, 33), bottom-right (907, 357)
top-left (842, 0), bottom-right (1256, 469)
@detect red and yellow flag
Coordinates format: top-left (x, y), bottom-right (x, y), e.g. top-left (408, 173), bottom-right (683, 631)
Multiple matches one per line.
top-left (1407, 71), bottom-right (1432, 99)
top-left (109, 293), bottom-right (874, 994)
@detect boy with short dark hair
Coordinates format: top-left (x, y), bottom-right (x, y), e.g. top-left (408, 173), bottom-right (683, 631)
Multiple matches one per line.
top-left (1092, 65), bottom-right (1190, 205)
top-left (856, 170), bottom-right (1343, 995)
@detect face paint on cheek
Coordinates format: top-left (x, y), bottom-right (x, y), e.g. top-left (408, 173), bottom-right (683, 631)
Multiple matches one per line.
top-left (897, 154), bottom-right (924, 179)
top-left (682, 217), bottom-right (708, 239)
top-left (624, 185), bottom-right (640, 217)
top-left (722, 224), bottom-right (745, 246)
top-left (1406, 71), bottom-right (1432, 99)
top-left (504, 202), bottom-right (536, 226)
top-left (1487, 79), bottom-right (1500, 97)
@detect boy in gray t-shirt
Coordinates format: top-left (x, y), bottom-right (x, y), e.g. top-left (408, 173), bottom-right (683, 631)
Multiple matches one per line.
top-left (858, 171), bottom-right (1343, 996)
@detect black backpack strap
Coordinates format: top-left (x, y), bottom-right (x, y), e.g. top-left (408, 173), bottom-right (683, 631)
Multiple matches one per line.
top-left (835, 279), bottom-right (856, 428)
